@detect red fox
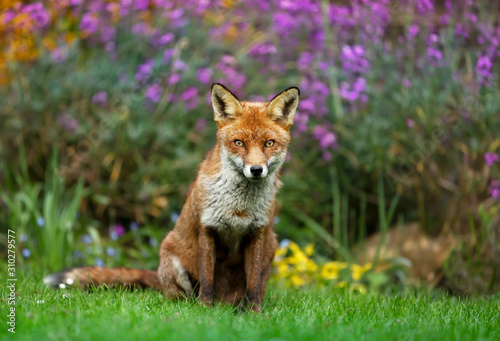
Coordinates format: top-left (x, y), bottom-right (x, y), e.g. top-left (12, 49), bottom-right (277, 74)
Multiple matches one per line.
top-left (44, 83), bottom-right (300, 312)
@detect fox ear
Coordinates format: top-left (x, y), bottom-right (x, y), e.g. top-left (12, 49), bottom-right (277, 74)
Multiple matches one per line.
top-left (267, 87), bottom-right (300, 129)
top-left (211, 83), bottom-right (242, 127)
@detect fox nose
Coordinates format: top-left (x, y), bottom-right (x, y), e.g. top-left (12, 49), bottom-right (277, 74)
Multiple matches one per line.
top-left (250, 165), bottom-right (263, 176)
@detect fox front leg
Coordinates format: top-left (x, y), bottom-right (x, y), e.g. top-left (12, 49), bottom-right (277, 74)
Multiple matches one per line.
top-left (198, 227), bottom-right (216, 306)
top-left (244, 230), bottom-right (265, 312)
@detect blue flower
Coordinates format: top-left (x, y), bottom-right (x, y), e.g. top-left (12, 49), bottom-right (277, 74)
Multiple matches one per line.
top-left (36, 217), bottom-right (45, 227)
top-left (130, 222), bottom-right (139, 231)
top-left (170, 212), bottom-right (179, 223)
top-left (279, 239), bottom-right (291, 248)
top-left (22, 248), bottom-right (31, 258)
top-left (110, 231), bottom-right (119, 241)
top-left (106, 247), bottom-right (116, 256)
top-left (95, 258), bottom-right (104, 267)
top-left (20, 233), bottom-right (28, 242)
top-left (82, 234), bottom-right (93, 244)
top-left (273, 216), bottom-right (280, 225)
top-left (149, 237), bottom-right (158, 247)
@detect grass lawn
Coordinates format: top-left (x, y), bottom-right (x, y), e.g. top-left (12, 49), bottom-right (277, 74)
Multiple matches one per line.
top-left (1, 275), bottom-right (499, 341)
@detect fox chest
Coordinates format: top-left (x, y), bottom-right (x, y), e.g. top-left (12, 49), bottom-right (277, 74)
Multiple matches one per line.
top-left (200, 175), bottom-right (276, 235)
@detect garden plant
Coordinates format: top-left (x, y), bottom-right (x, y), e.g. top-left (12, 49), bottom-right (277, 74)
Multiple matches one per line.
top-left (0, 0), bottom-right (499, 339)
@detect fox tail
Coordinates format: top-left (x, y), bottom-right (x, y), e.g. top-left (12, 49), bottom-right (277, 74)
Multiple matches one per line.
top-left (43, 267), bottom-right (162, 290)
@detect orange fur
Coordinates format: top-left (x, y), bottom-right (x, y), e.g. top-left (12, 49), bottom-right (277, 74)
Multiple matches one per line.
top-left (44, 84), bottom-right (300, 313)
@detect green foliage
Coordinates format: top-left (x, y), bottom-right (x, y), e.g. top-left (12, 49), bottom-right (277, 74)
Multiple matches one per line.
top-left (444, 205), bottom-right (500, 295)
top-left (1, 148), bottom-right (85, 272)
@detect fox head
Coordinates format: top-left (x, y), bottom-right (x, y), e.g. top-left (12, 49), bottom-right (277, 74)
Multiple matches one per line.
top-left (211, 83), bottom-right (300, 181)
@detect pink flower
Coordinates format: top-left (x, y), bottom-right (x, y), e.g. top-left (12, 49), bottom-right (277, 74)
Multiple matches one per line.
top-left (484, 153), bottom-right (499, 167)
top-left (145, 83), bottom-right (163, 103)
top-left (109, 224), bottom-right (125, 240)
top-left (181, 87), bottom-right (199, 110)
top-left (489, 180), bottom-right (500, 200)
top-left (406, 119), bottom-right (415, 128)
top-left (92, 91), bottom-right (108, 107)
top-left (196, 68), bottom-right (213, 84)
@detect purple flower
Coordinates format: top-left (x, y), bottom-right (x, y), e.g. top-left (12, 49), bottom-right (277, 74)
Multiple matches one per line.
top-left (173, 59), bottom-right (187, 71)
top-left (403, 79), bottom-right (412, 87)
top-left (132, 22), bottom-right (150, 36)
top-left (101, 26), bottom-right (116, 43)
top-left (1, 11), bottom-right (15, 25)
top-left (489, 180), bottom-right (500, 200)
top-left (339, 77), bottom-right (367, 102)
top-left (145, 83), bottom-right (163, 103)
top-left (163, 49), bottom-right (174, 64)
top-left (427, 47), bottom-right (442, 61)
top-left (109, 224), bottom-right (125, 240)
top-left (415, 0), bottom-right (434, 13)
top-left (58, 114), bottom-right (78, 132)
top-left (135, 0), bottom-right (150, 10)
top-left (196, 68), bottom-right (213, 84)
top-left (476, 55), bottom-right (493, 84)
top-left (322, 151), bottom-right (332, 162)
top-left (408, 24), bottom-right (420, 38)
top-left (80, 13), bottom-right (99, 35)
top-left (136, 59), bottom-right (154, 81)
top-left (248, 42), bottom-right (277, 57)
top-left (272, 13), bottom-right (298, 34)
top-left (484, 153), bottom-right (499, 167)
top-left (50, 47), bottom-right (69, 63)
top-left (297, 52), bottom-right (314, 71)
top-left (157, 32), bottom-right (174, 46)
top-left (181, 87), bottom-right (197, 101)
top-left (22, 2), bottom-right (50, 28)
top-left (340, 45), bottom-right (369, 74)
top-left (195, 118), bottom-right (206, 131)
top-left (181, 87), bottom-right (199, 110)
top-left (313, 126), bottom-right (338, 151)
top-left (406, 118), bottom-right (415, 128)
top-left (92, 91), bottom-right (108, 107)
top-left (167, 73), bottom-right (181, 85)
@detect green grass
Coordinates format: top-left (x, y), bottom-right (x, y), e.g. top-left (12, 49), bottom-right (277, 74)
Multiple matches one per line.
top-left (1, 275), bottom-right (499, 341)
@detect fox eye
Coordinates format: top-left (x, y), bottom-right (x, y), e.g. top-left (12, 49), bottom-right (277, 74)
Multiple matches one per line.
top-left (265, 140), bottom-right (275, 147)
top-left (234, 140), bottom-right (244, 147)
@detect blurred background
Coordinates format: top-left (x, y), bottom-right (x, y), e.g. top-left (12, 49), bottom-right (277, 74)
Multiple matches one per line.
top-left (0, 0), bottom-right (499, 295)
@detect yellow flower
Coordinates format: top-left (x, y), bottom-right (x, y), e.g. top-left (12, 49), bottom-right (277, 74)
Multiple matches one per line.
top-left (337, 281), bottom-right (348, 288)
top-left (276, 264), bottom-right (288, 279)
top-left (321, 261), bottom-right (347, 280)
top-left (306, 259), bottom-right (318, 272)
top-left (350, 283), bottom-right (367, 294)
top-left (288, 243), bottom-right (308, 266)
top-left (350, 263), bottom-right (372, 281)
top-left (304, 243), bottom-right (314, 256)
top-left (274, 246), bottom-right (287, 259)
top-left (290, 275), bottom-right (304, 287)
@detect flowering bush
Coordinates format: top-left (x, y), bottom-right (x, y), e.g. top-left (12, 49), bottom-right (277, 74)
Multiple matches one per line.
top-left (272, 240), bottom-right (406, 292)
top-left (0, 0), bottom-right (499, 272)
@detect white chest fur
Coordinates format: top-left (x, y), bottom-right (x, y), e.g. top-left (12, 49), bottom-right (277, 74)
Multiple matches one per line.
top-left (200, 167), bottom-right (277, 244)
